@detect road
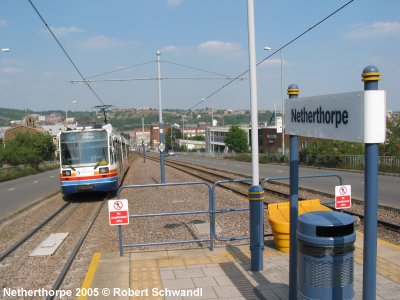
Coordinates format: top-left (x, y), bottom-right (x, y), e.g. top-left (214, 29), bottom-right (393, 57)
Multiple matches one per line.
top-left (166, 154), bottom-right (399, 210)
top-left (0, 169), bottom-right (59, 220)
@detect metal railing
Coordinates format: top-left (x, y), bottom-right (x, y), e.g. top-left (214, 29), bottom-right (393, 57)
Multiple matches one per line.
top-left (210, 178), bottom-right (253, 247)
top-left (116, 181), bottom-right (212, 256)
top-left (116, 179), bottom-right (255, 255)
top-left (261, 173), bottom-right (343, 206)
top-left (115, 173), bottom-right (344, 256)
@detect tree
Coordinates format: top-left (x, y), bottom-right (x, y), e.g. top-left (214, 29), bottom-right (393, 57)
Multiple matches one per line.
top-left (0, 132), bottom-right (55, 168)
top-left (165, 126), bottom-right (182, 151)
top-left (224, 126), bottom-right (249, 153)
top-left (380, 115), bottom-right (400, 156)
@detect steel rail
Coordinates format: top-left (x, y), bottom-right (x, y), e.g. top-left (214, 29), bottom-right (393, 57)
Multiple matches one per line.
top-left (46, 198), bottom-right (107, 300)
top-left (147, 155), bottom-right (400, 234)
top-left (0, 202), bottom-right (70, 263)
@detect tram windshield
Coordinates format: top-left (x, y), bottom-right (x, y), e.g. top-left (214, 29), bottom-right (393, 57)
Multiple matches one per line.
top-left (60, 131), bottom-right (108, 167)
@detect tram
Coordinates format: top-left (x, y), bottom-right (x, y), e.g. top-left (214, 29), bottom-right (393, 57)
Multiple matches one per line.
top-left (58, 123), bottom-right (129, 195)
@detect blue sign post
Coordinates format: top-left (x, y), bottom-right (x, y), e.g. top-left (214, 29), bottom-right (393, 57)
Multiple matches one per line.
top-left (142, 140), bottom-right (146, 163)
top-left (287, 84), bottom-right (300, 300)
top-left (362, 66), bottom-right (382, 300)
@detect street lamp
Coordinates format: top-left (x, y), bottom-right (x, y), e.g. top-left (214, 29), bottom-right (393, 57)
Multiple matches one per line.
top-left (65, 100), bottom-right (77, 127)
top-left (181, 114), bottom-right (186, 149)
top-left (264, 46), bottom-right (285, 155)
top-left (156, 50), bottom-right (165, 183)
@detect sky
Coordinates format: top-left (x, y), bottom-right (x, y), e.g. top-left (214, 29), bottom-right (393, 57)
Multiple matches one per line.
top-left (0, 0), bottom-right (399, 113)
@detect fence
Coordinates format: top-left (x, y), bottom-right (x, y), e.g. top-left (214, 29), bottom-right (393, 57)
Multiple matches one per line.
top-left (301, 155), bottom-right (400, 173)
top-left (179, 152), bottom-right (400, 173)
top-left (116, 179), bottom-right (255, 256)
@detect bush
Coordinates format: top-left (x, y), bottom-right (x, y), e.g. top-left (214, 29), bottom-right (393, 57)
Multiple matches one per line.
top-left (0, 132), bottom-right (55, 168)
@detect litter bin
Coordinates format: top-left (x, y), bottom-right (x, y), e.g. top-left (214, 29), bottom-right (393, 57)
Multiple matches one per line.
top-left (297, 211), bottom-right (356, 300)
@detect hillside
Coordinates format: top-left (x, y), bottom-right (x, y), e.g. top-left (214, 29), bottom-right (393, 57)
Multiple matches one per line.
top-left (0, 107), bottom-right (276, 130)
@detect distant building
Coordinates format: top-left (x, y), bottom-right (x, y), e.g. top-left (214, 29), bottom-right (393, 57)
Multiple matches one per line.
top-left (128, 128), bottom-right (151, 148)
top-left (256, 127), bottom-right (312, 155)
top-left (182, 123), bottom-right (206, 138)
top-left (45, 114), bottom-right (64, 125)
top-left (4, 125), bottom-right (41, 142)
top-left (177, 139), bottom-right (205, 151)
top-left (150, 123), bottom-right (170, 150)
top-left (205, 126), bottom-right (250, 153)
top-left (205, 125), bottom-right (312, 155)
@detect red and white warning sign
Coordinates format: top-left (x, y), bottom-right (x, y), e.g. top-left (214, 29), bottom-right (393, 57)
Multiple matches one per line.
top-left (108, 199), bottom-right (129, 225)
top-left (335, 185), bottom-right (352, 209)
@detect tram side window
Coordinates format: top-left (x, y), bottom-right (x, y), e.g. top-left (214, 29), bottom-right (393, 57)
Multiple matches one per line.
top-left (117, 143), bottom-right (122, 163)
top-left (111, 143), bottom-right (116, 165)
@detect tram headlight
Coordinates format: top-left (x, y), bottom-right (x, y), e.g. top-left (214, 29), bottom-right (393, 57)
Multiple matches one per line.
top-left (62, 170), bottom-right (72, 176)
top-left (99, 167), bottom-right (109, 174)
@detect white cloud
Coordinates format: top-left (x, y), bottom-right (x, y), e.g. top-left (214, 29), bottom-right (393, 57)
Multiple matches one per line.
top-left (260, 58), bottom-right (289, 67)
top-left (0, 20), bottom-right (7, 27)
top-left (161, 45), bottom-right (178, 52)
top-left (167, 0), bottom-right (184, 6)
top-left (261, 58), bottom-right (282, 66)
top-left (197, 40), bottom-right (243, 58)
top-left (160, 45), bottom-right (192, 55)
top-left (48, 26), bottom-right (85, 37)
top-left (78, 35), bottom-right (128, 49)
top-left (344, 21), bottom-right (400, 40)
top-left (0, 67), bottom-right (24, 74)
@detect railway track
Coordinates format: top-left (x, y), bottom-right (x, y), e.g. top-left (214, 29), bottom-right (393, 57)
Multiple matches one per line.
top-left (46, 198), bottom-right (107, 300)
top-left (149, 155), bottom-right (400, 236)
top-left (0, 159), bottom-right (131, 299)
top-left (0, 202), bottom-right (70, 263)
top-left (0, 193), bottom-right (108, 300)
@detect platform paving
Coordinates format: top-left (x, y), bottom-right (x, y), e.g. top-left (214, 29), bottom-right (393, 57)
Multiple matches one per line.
top-left (84, 232), bottom-right (400, 300)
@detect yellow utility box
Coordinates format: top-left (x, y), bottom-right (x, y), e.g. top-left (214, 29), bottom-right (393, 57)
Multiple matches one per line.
top-left (267, 199), bottom-right (332, 253)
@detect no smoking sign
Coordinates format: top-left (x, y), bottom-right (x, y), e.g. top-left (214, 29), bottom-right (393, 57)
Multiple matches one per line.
top-left (335, 185), bottom-right (352, 209)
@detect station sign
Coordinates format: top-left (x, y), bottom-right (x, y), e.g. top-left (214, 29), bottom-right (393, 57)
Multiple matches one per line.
top-left (284, 90), bottom-right (386, 143)
top-left (108, 199), bottom-right (129, 225)
top-left (335, 185), bottom-right (352, 209)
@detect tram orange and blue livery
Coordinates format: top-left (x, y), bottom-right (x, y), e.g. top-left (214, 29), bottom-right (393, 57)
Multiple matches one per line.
top-left (58, 124), bottom-right (129, 195)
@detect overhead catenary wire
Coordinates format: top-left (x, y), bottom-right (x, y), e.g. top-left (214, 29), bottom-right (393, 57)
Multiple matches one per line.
top-left (188, 0), bottom-right (355, 111)
top-left (27, 0), bottom-right (106, 106)
top-left (85, 61), bottom-right (155, 79)
top-left (76, 59), bottom-right (242, 83)
top-left (163, 60), bottom-right (232, 79)
top-left (70, 77), bottom-right (244, 83)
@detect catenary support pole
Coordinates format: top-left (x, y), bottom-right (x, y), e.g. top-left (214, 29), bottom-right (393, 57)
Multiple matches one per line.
top-left (156, 50), bottom-right (165, 183)
top-left (362, 66), bottom-right (381, 300)
top-left (288, 84), bottom-right (300, 300)
top-left (142, 117), bottom-right (146, 163)
top-left (246, 0), bottom-right (264, 271)
top-left (142, 140), bottom-right (146, 163)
